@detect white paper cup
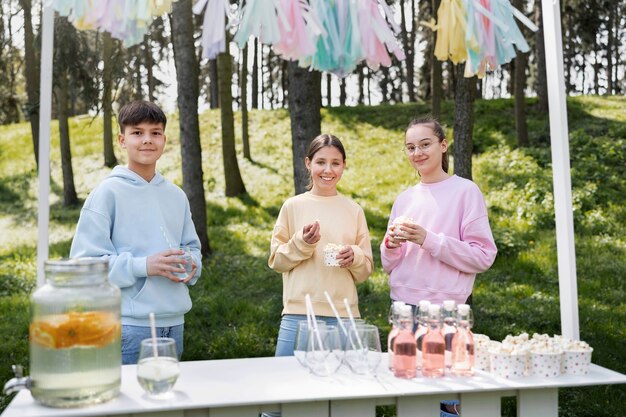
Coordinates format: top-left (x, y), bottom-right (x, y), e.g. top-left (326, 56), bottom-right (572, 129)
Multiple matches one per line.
top-left (473, 334), bottom-right (491, 371)
top-left (530, 351), bottom-right (562, 377)
top-left (323, 245), bottom-right (342, 267)
top-left (489, 351), bottom-right (527, 379)
top-left (561, 348), bottom-right (593, 375)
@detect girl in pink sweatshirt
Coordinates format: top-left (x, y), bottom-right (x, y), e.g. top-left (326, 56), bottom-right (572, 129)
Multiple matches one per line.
top-left (381, 116), bottom-right (497, 306)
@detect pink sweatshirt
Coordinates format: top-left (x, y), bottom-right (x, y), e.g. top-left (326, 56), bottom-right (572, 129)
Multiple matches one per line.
top-left (380, 175), bottom-right (497, 305)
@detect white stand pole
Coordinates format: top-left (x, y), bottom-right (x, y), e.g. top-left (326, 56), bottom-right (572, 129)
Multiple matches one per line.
top-left (36, 5), bottom-right (55, 287)
top-left (541, 0), bottom-right (579, 340)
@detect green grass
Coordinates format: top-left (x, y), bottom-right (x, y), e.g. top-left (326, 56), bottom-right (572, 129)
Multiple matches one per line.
top-left (0, 96), bottom-right (625, 415)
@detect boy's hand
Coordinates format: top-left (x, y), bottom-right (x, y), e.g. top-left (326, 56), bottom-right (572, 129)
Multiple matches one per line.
top-left (147, 249), bottom-right (192, 282)
top-left (178, 262), bottom-right (197, 284)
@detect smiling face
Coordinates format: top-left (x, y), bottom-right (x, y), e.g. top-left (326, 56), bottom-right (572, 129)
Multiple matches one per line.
top-left (405, 124), bottom-right (448, 182)
top-left (118, 122), bottom-right (166, 181)
top-left (305, 145), bottom-right (346, 196)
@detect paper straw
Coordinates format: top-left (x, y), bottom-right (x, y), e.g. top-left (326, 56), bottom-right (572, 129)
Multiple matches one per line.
top-left (149, 312), bottom-right (158, 358)
top-left (305, 294), bottom-right (324, 351)
top-left (343, 298), bottom-right (364, 349)
top-left (160, 226), bottom-right (173, 249)
top-left (324, 291), bottom-right (348, 336)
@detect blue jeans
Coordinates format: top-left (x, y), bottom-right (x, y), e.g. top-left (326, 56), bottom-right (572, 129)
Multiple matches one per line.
top-left (275, 314), bottom-right (340, 357)
top-left (121, 324), bottom-right (184, 365)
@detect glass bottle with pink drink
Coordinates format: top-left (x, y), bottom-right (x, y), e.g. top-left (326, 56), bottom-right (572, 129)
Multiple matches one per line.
top-left (451, 303), bottom-right (475, 376)
top-left (441, 300), bottom-right (457, 371)
top-left (392, 305), bottom-right (417, 378)
top-left (422, 303), bottom-right (445, 377)
top-left (414, 300), bottom-right (430, 371)
top-left (387, 301), bottom-right (406, 371)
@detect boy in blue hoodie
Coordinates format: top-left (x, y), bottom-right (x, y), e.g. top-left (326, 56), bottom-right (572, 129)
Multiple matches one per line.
top-left (70, 100), bottom-right (202, 364)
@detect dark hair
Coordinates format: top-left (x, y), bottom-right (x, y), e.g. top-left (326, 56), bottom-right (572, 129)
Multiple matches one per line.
top-left (118, 100), bottom-right (167, 133)
top-left (405, 115), bottom-right (449, 173)
top-left (305, 134), bottom-right (346, 191)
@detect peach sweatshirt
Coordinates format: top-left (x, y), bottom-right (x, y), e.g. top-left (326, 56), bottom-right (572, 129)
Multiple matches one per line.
top-left (269, 192), bottom-right (373, 318)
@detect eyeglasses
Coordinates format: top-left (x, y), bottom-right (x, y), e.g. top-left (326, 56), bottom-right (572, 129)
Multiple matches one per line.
top-left (404, 141), bottom-right (436, 155)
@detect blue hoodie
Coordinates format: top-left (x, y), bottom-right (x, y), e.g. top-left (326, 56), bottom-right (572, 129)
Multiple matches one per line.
top-left (70, 166), bottom-right (202, 327)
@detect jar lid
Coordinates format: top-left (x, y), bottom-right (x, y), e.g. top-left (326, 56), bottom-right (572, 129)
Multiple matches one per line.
top-left (44, 258), bottom-right (109, 273)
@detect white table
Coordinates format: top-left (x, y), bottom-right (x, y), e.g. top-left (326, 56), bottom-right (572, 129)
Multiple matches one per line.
top-left (3, 355), bottom-right (626, 417)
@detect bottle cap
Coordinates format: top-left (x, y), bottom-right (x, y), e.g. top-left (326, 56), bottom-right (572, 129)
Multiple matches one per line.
top-left (457, 304), bottom-right (470, 315)
top-left (399, 305), bottom-right (413, 319)
top-left (418, 300), bottom-right (431, 309)
top-left (429, 303), bottom-right (440, 315)
top-left (443, 300), bottom-right (455, 311)
top-left (393, 301), bottom-right (406, 308)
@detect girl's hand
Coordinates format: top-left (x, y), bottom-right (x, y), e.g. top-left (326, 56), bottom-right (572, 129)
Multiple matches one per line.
top-left (395, 222), bottom-right (427, 246)
top-left (336, 246), bottom-right (354, 268)
top-left (384, 231), bottom-right (403, 249)
top-left (303, 220), bottom-right (321, 244)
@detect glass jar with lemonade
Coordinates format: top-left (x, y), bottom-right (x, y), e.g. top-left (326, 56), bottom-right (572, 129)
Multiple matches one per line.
top-left (28, 258), bottom-right (121, 407)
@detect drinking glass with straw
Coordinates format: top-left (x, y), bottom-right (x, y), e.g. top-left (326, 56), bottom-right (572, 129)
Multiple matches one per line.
top-left (304, 294), bottom-right (342, 376)
top-left (136, 313), bottom-right (180, 398)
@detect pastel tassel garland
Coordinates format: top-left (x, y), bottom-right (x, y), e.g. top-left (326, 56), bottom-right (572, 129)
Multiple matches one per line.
top-left (193, 0), bottom-right (233, 59)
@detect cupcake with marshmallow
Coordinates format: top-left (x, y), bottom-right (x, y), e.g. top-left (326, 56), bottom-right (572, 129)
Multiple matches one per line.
top-left (391, 215), bottom-right (415, 241)
top-left (324, 243), bottom-right (343, 267)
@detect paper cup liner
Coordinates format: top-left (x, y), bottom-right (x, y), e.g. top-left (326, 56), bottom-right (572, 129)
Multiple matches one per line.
top-left (561, 348), bottom-right (593, 375)
top-left (323, 248), bottom-right (340, 267)
top-left (475, 346), bottom-right (490, 371)
top-left (530, 351), bottom-right (562, 377)
top-left (489, 351), bottom-right (527, 379)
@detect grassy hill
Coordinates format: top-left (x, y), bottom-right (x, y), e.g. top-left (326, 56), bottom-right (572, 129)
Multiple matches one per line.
top-left (0, 96), bottom-right (625, 415)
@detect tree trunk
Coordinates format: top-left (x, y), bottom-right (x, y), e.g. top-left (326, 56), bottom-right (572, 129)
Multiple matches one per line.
top-left (144, 37), bottom-right (156, 102)
top-left (431, 0), bottom-right (442, 117)
top-left (208, 58), bottom-right (219, 108)
top-left (102, 32), bottom-right (118, 168)
top-left (281, 59), bottom-right (288, 107)
top-left (339, 78), bottom-right (346, 106)
top-left (20, 0), bottom-right (40, 167)
top-left (357, 64), bottom-right (365, 105)
top-left (512, 0), bottom-right (528, 147)
top-left (400, 0), bottom-right (417, 102)
top-left (288, 62), bottom-right (321, 195)
top-left (534, 0), bottom-right (548, 112)
top-left (56, 72), bottom-right (79, 206)
top-left (380, 67), bottom-right (390, 103)
top-left (326, 73), bottom-right (332, 107)
top-left (251, 39), bottom-right (259, 109)
top-left (241, 43), bottom-right (251, 160)
top-left (218, 33), bottom-right (247, 197)
top-left (453, 65), bottom-right (476, 180)
top-left (134, 47), bottom-right (143, 99)
top-left (606, 2), bottom-right (615, 95)
top-left (514, 51), bottom-right (529, 147)
top-left (171, 0), bottom-right (211, 256)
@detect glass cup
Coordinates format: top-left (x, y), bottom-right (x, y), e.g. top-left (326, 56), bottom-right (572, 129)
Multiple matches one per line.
top-left (344, 324), bottom-right (383, 375)
top-left (305, 325), bottom-right (343, 377)
top-left (137, 337), bottom-right (180, 399)
top-left (294, 320), bottom-right (327, 367)
top-left (174, 246), bottom-right (193, 280)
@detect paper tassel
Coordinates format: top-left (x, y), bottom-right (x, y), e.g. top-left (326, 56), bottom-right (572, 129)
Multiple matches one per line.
top-left (193, 0), bottom-right (232, 59)
top-left (234, 0), bottom-right (285, 48)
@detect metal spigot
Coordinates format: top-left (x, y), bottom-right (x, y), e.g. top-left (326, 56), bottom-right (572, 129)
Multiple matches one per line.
top-left (3, 365), bottom-right (31, 395)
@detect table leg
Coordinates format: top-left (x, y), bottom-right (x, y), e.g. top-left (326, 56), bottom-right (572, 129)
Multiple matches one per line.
top-left (518, 388), bottom-right (558, 417)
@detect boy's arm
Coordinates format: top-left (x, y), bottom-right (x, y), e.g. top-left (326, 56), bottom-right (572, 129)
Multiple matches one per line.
top-left (70, 208), bottom-right (146, 288)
